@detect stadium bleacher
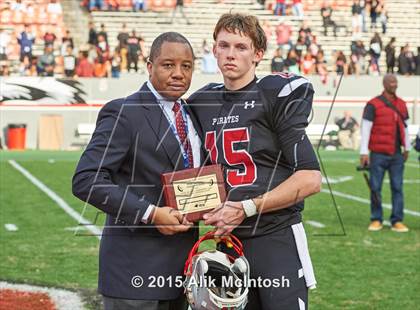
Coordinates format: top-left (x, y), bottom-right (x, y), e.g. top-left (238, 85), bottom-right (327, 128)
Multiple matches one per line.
top-left (86, 0), bottom-right (420, 73)
top-left (0, 0), bottom-right (66, 73)
top-left (0, 0), bottom-right (419, 76)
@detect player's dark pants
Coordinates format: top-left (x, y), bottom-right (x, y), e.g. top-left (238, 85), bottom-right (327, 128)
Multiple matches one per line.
top-left (242, 226), bottom-right (310, 310)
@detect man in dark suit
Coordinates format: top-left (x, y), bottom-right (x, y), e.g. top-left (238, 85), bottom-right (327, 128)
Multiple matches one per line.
top-left (72, 32), bottom-right (201, 310)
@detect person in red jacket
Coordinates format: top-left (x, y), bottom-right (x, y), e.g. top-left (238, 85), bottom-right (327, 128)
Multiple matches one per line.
top-left (360, 74), bottom-right (411, 232)
top-left (76, 51), bottom-right (94, 77)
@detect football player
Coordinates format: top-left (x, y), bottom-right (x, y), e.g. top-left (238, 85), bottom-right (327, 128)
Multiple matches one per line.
top-left (188, 13), bottom-right (322, 310)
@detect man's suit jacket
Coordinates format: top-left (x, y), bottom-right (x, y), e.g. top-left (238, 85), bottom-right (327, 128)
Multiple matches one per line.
top-left (72, 83), bottom-right (202, 300)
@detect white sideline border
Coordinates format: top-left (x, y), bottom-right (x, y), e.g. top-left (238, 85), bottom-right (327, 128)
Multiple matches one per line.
top-left (8, 160), bottom-right (102, 239)
top-left (321, 189), bottom-right (420, 217)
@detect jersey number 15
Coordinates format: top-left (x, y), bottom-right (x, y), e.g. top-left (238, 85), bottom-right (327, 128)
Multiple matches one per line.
top-left (205, 128), bottom-right (257, 187)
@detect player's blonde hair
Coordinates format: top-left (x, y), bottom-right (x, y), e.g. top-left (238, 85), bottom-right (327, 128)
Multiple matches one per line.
top-left (213, 13), bottom-right (267, 54)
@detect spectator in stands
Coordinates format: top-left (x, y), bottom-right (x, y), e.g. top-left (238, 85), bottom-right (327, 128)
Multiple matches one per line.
top-left (10, 0), bottom-right (26, 12)
top-left (275, 21), bottom-right (292, 51)
top-left (89, 0), bottom-right (104, 11)
top-left (127, 29), bottom-right (143, 72)
top-left (398, 44), bottom-right (416, 76)
top-left (415, 47), bottom-right (420, 76)
top-left (385, 37), bottom-right (396, 73)
top-left (334, 50), bottom-right (348, 76)
top-left (107, 0), bottom-right (120, 11)
top-left (0, 27), bottom-right (10, 61)
top-left (284, 48), bottom-right (300, 74)
top-left (25, 4), bottom-right (35, 23)
top-left (256, 0), bottom-right (265, 9)
top-left (335, 111), bottom-right (360, 150)
top-left (315, 50), bottom-right (328, 84)
top-left (93, 54), bottom-right (109, 77)
top-left (96, 34), bottom-right (110, 62)
top-left (117, 23), bottom-right (129, 71)
top-left (76, 50), bottom-right (95, 77)
top-left (17, 24), bottom-right (35, 62)
top-left (376, 0), bottom-right (388, 34)
top-left (348, 53), bottom-right (357, 75)
top-left (300, 52), bottom-right (315, 75)
top-left (43, 28), bottom-right (57, 48)
top-left (88, 22), bottom-right (98, 46)
top-left (292, 0), bottom-right (304, 19)
top-left (369, 32), bottom-right (382, 74)
top-left (351, 0), bottom-right (363, 38)
top-left (321, 0), bottom-right (338, 37)
top-left (201, 39), bottom-right (218, 74)
top-left (23, 56), bottom-right (37, 76)
top-left (294, 35), bottom-right (306, 59)
top-left (351, 40), bottom-right (367, 74)
top-left (37, 44), bottom-right (55, 76)
top-left (63, 45), bottom-right (77, 78)
top-left (298, 20), bottom-right (312, 42)
top-left (170, 0), bottom-right (191, 25)
top-left (132, 0), bottom-right (146, 12)
top-left (274, 0), bottom-right (286, 16)
top-left (360, 74), bottom-right (411, 233)
top-left (61, 30), bottom-right (75, 55)
top-left (98, 24), bottom-right (108, 45)
top-left (309, 35), bottom-right (321, 56)
top-left (370, 0), bottom-right (379, 30)
top-left (47, 0), bottom-right (63, 15)
top-left (271, 47), bottom-right (285, 73)
top-left (110, 47), bottom-right (122, 78)
top-left (19, 55), bottom-right (31, 76)
top-left (0, 60), bottom-right (10, 76)
top-left (297, 28), bottom-right (310, 47)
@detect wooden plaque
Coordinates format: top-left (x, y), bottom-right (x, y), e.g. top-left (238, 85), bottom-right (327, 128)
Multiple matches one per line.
top-left (161, 164), bottom-right (226, 222)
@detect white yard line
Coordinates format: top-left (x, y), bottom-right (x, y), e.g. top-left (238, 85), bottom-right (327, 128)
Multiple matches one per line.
top-left (8, 160), bottom-right (102, 239)
top-left (321, 189), bottom-right (420, 217)
top-left (322, 176), bottom-right (353, 184)
top-left (405, 163), bottom-right (419, 168)
top-left (4, 223), bottom-right (18, 231)
top-left (305, 220), bottom-right (326, 228)
top-left (385, 179), bottom-right (420, 184)
top-left (0, 281), bottom-right (84, 310)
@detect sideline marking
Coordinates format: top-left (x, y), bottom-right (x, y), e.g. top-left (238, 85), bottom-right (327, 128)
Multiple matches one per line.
top-left (384, 179), bottom-right (420, 184)
top-left (8, 160), bottom-right (102, 239)
top-left (322, 176), bottom-right (353, 184)
top-left (4, 224), bottom-right (18, 231)
top-left (305, 220), bottom-right (326, 228)
top-left (321, 189), bottom-right (420, 217)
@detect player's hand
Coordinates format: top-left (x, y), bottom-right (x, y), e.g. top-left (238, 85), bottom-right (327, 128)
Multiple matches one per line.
top-left (152, 207), bottom-right (192, 235)
top-left (203, 201), bottom-right (246, 236)
top-left (403, 151), bottom-right (409, 162)
top-left (360, 155), bottom-right (369, 167)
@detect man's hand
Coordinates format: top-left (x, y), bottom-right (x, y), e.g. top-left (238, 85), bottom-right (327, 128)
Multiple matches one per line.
top-left (403, 151), bottom-right (409, 162)
top-left (203, 201), bottom-right (246, 236)
top-left (151, 207), bottom-right (192, 235)
top-left (360, 154), bottom-right (369, 167)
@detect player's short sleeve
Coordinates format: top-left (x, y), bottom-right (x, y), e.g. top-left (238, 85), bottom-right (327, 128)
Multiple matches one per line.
top-left (265, 76), bottom-right (320, 171)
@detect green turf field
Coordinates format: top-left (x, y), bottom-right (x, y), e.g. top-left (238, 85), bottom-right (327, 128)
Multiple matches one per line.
top-left (1, 150), bottom-right (419, 309)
